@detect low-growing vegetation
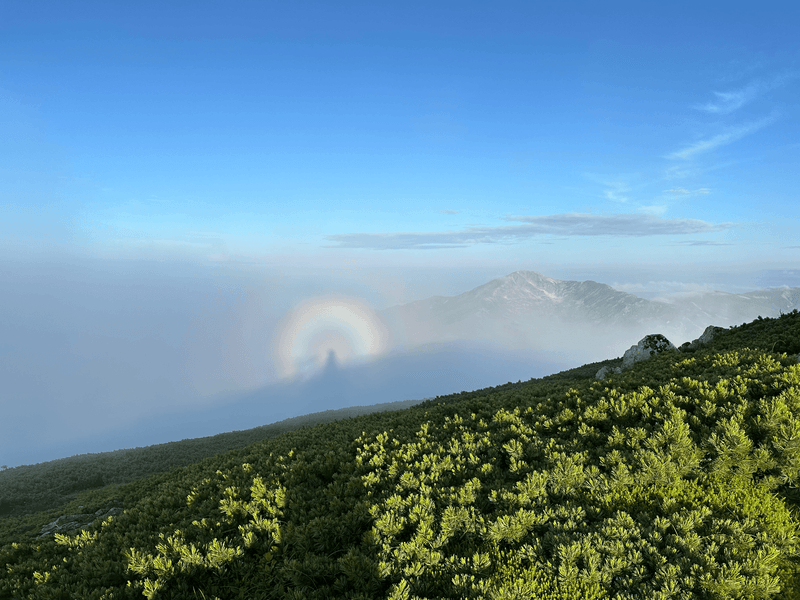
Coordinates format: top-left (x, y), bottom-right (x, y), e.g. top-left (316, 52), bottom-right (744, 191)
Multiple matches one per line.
top-left (2, 310), bottom-right (800, 599)
top-left (0, 398), bottom-right (431, 520)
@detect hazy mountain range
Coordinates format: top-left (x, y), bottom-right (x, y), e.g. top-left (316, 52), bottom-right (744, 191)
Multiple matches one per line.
top-left (379, 270), bottom-right (800, 360)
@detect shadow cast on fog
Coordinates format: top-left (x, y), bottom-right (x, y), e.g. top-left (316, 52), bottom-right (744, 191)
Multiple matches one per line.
top-left (109, 340), bottom-right (576, 449)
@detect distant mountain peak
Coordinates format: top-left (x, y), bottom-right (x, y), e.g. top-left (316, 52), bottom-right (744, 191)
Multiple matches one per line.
top-left (500, 270), bottom-right (561, 286)
top-left (380, 269), bottom-right (675, 348)
top-left (461, 270), bottom-right (640, 310)
top-left (505, 269), bottom-right (556, 280)
top-left (379, 269), bottom-right (800, 361)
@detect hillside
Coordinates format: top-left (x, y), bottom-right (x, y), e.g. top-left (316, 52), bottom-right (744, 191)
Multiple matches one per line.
top-left (1, 310), bottom-right (800, 599)
top-left (0, 397), bottom-right (435, 521)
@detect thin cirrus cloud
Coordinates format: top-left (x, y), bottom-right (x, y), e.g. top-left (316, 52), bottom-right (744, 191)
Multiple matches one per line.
top-left (666, 110), bottom-right (780, 160)
top-left (693, 73), bottom-right (797, 114)
top-left (663, 187), bottom-right (711, 196)
top-left (603, 184), bottom-right (631, 204)
top-left (324, 213), bottom-right (734, 250)
top-left (638, 205), bottom-right (667, 216)
top-left (673, 240), bottom-right (734, 246)
top-left (693, 80), bottom-right (762, 114)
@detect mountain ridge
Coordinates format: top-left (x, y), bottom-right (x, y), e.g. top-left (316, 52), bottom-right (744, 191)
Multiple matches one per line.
top-left (379, 269), bottom-right (800, 357)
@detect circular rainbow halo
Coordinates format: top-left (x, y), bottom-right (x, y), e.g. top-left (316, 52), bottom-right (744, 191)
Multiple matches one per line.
top-left (273, 295), bottom-right (392, 380)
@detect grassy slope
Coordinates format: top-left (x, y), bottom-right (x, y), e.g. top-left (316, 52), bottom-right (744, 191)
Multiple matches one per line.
top-left (0, 397), bottom-right (435, 520)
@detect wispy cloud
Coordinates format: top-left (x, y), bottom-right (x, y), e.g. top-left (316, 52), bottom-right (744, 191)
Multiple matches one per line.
top-left (639, 205), bottom-right (668, 216)
top-left (324, 213), bottom-right (734, 250)
top-left (693, 81), bottom-right (762, 114)
top-left (667, 72), bottom-right (796, 162)
top-left (664, 159), bottom-right (742, 181)
top-left (637, 189), bottom-right (710, 217)
top-left (580, 175), bottom-right (635, 205)
top-left (666, 111), bottom-right (780, 160)
top-left (664, 187), bottom-right (711, 196)
top-left (440, 209), bottom-right (459, 215)
top-left (671, 240), bottom-right (733, 246)
top-left (603, 182), bottom-right (631, 204)
top-left (694, 73), bottom-right (798, 114)
top-left (503, 213), bottom-right (732, 235)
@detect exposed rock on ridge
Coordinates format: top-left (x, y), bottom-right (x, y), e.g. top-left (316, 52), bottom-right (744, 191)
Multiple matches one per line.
top-left (596, 325), bottom-right (725, 380)
top-left (595, 365), bottom-right (623, 380)
top-left (37, 507), bottom-right (122, 539)
top-left (678, 325), bottom-right (727, 352)
top-left (621, 334), bottom-right (677, 370)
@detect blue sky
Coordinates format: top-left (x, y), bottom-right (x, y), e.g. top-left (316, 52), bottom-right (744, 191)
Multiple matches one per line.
top-left (2, 1), bottom-right (799, 467)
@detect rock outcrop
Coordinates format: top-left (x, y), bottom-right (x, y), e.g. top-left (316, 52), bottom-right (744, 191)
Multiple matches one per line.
top-left (621, 334), bottom-right (677, 370)
top-left (38, 507), bottom-right (122, 538)
top-left (678, 325), bottom-right (726, 352)
top-left (596, 326), bottom-right (726, 380)
top-left (595, 365), bottom-right (623, 380)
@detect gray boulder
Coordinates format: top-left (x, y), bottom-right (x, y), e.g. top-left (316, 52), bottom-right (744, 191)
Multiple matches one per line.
top-left (621, 334), bottom-right (677, 370)
top-left (678, 325), bottom-right (726, 352)
top-left (37, 507), bottom-right (122, 538)
top-left (595, 365), bottom-right (623, 380)
top-left (596, 333), bottom-right (678, 380)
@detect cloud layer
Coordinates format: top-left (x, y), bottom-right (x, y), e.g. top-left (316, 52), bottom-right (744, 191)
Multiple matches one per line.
top-left (325, 213), bottom-right (734, 250)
